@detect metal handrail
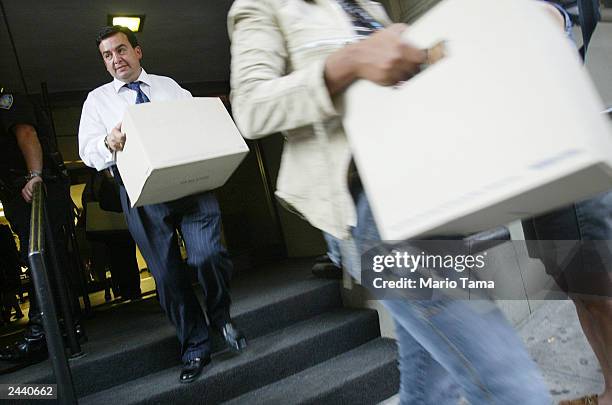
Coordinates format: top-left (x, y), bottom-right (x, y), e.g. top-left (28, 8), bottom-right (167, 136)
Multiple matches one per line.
top-left (40, 81), bottom-right (91, 316)
top-left (28, 182), bottom-right (78, 404)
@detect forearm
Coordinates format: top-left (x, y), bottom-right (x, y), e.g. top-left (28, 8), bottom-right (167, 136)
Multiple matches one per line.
top-left (324, 44), bottom-right (361, 97)
top-left (78, 97), bottom-right (114, 171)
top-left (14, 124), bottom-right (43, 173)
top-left (79, 131), bottom-right (114, 171)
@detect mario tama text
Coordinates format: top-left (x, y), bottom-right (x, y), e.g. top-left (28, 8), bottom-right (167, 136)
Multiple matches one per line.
top-left (372, 276), bottom-right (494, 290)
top-left (368, 250), bottom-right (494, 291)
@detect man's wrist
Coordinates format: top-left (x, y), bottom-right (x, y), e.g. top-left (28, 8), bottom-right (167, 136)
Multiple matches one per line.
top-left (25, 170), bottom-right (42, 181)
top-left (104, 135), bottom-right (113, 152)
top-left (325, 45), bottom-right (360, 96)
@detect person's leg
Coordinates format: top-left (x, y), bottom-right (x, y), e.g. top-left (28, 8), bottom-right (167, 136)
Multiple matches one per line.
top-left (0, 293), bottom-right (10, 324)
top-left (178, 192), bottom-right (233, 331)
top-left (323, 232), bottom-right (342, 267)
top-left (312, 232), bottom-right (343, 279)
top-left (119, 186), bottom-right (210, 362)
top-left (178, 192), bottom-right (246, 354)
top-left (385, 297), bottom-right (551, 404)
top-left (351, 187), bottom-right (550, 404)
top-left (123, 237), bottom-right (142, 298)
top-left (390, 311), bottom-right (463, 405)
top-left (571, 298), bottom-right (612, 405)
top-left (91, 242), bottom-right (113, 300)
top-left (0, 204), bottom-right (46, 363)
top-left (562, 194), bottom-right (612, 404)
top-left (2, 197), bottom-right (45, 337)
top-left (392, 313), bottom-right (429, 404)
top-left (107, 236), bottom-right (141, 300)
top-left (5, 291), bottom-right (23, 319)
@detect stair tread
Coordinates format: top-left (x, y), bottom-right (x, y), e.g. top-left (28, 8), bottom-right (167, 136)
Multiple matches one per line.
top-left (225, 337), bottom-right (398, 405)
top-left (0, 262), bottom-right (341, 398)
top-left (81, 308), bottom-right (380, 405)
top-left (82, 260), bottom-right (340, 339)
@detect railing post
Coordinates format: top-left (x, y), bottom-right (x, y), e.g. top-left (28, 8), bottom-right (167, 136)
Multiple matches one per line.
top-left (28, 182), bottom-right (78, 404)
top-left (64, 201), bottom-right (92, 317)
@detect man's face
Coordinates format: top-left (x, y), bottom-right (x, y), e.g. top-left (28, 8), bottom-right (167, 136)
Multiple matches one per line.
top-left (98, 32), bottom-right (142, 83)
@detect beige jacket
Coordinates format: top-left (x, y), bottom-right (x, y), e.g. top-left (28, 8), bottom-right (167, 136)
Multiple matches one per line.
top-left (228, 0), bottom-right (391, 239)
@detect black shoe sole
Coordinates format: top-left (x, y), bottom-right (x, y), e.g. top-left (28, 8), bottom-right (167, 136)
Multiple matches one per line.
top-left (179, 372), bottom-right (202, 384)
top-left (227, 337), bottom-right (247, 354)
top-left (179, 358), bottom-right (211, 384)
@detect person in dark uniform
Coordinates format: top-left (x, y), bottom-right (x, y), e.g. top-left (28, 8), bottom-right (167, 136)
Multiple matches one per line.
top-left (0, 87), bottom-right (80, 365)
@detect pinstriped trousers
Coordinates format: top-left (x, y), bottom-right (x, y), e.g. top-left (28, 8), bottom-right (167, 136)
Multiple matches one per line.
top-left (118, 185), bottom-right (232, 362)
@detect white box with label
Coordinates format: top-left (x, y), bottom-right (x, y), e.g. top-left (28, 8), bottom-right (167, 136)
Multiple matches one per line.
top-left (342, 0), bottom-right (612, 240)
top-left (117, 97), bottom-right (249, 207)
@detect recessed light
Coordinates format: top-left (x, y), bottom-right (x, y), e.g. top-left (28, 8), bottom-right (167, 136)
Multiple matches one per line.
top-left (108, 15), bottom-right (145, 32)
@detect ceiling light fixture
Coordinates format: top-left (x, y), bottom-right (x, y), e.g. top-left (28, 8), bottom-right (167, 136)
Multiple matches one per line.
top-left (108, 15), bottom-right (145, 32)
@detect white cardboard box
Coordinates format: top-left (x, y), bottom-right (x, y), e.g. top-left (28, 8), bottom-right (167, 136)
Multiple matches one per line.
top-left (586, 23), bottom-right (612, 108)
top-left (117, 98), bottom-right (249, 207)
top-left (342, 0), bottom-right (612, 240)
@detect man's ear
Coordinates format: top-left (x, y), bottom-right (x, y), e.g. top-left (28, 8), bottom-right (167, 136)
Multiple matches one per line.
top-left (135, 46), bottom-right (143, 60)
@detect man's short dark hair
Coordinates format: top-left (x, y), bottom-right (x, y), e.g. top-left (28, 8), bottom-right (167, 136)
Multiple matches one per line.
top-left (95, 26), bottom-right (139, 48)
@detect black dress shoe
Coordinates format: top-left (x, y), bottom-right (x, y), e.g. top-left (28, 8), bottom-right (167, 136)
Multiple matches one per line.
top-left (220, 322), bottom-right (247, 353)
top-left (0, 337), bottom-right (48, 363)
top-left (314, 254), bottom-right (333, 264)
top-left (179, 356), bottom-right (210, 384)
top-left (311, 262), bottom-right (342, 279)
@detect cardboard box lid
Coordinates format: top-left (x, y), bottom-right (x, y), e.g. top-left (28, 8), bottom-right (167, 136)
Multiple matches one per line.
top-left (586, 23), bottom-right (612, 108)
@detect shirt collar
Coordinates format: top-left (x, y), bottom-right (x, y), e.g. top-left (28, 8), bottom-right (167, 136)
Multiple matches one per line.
top-left (112, 68), bottom-right (151, 93)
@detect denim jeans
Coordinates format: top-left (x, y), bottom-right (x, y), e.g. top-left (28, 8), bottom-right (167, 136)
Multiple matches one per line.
top-left (350, 188), bottom-right (552, 404)
top-left (323, 232), bottom-right (342, 267)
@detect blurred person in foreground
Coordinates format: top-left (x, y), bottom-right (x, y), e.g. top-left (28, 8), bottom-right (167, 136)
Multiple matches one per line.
top-left (227, 1), bottom-right (568, 403)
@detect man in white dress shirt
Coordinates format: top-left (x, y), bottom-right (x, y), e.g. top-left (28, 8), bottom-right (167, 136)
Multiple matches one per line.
top-left (78, 26), bottom-right (246, 384)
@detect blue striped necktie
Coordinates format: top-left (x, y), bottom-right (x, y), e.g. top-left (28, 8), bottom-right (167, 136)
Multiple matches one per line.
top-left (112, 81), bottom-right (150, 184)
top-left (125, 81), bottom-right (150, 104)
top-left (336, 0), bottom-right (383, 37)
